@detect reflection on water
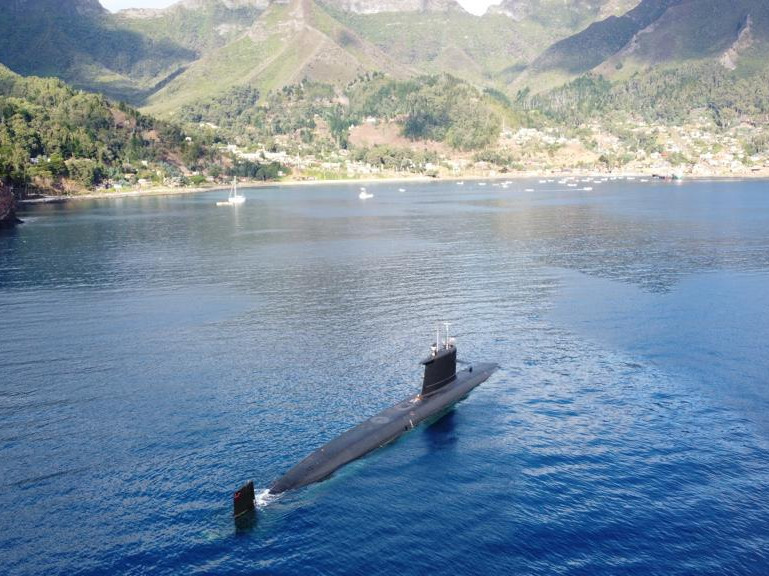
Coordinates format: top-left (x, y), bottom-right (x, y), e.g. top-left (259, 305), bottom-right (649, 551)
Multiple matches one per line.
top-left (1, 179), bottom-right (769, 575)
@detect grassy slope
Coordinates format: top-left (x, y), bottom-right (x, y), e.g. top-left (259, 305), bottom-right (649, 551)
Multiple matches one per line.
top-left (0, 0), bottom-right (196, 104)
top-left (116, 1), bottom-right (265, 53)
top-left (516, 0), bottom-right (769, 94)
top-left (144, 0), bottom-right (411, 115)
top-left (325, 9), bottom-right (569, 85)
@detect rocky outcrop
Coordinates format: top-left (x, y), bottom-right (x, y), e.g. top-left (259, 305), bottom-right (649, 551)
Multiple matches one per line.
top-left (120, 0), bottom-right (270, 19)
top-left (320, 0), bottom-right (464, 14)
top-left (531, 0), bottom-right (680, 73)
top-left (488, 0), bottom-right (640, 21)
top-left (720, 15), bottom-right (753, 70)
top-left (7, 0), bottom-right (105, 17)
top-left (0, 185), bottom-right (21, 228)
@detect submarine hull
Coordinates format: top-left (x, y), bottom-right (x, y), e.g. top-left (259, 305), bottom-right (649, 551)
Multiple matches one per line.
top-left (269, 362), bottom-right (497, 494)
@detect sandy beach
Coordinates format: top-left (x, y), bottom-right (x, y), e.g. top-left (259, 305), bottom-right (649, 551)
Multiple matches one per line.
top-left (17, 168), bottom-right (769, 205)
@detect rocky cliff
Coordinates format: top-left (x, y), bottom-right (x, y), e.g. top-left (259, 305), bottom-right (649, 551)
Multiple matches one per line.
top-left (488, 0), bottom-right (641, 24)
top-left (7, 0), bottom-right (105, 17)
top-left (321, 0), bottom-right (464, 14)
top-left (0, 186), bottom-right (21, 228)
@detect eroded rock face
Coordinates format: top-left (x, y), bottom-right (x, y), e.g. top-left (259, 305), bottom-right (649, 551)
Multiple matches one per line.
top-left (321, 0), bottom-right (463, 14)
top-left (720, 14), bottom-right (753, 70)
top-left (7, 0), bottom-right (105, 17)
top-left (0, 185), bottom-right (20, 228)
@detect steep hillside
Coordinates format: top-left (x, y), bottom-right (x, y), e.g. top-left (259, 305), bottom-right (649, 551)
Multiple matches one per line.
top-left (321, 0), bottom-right (463, 13)
top-left (116, 0), bottom-right (267, 54)
top-left (1, 0), bottom-right (647, 111)
top-left (0, 64), bottom-right (215, 193)
top-left (325, 0), bottom-right (642, 88)
top-left (597, 0), bottom-right (769, 75)
top-left (0, 0), bottom-right (195, 103)
top-left (5, 0), bottom-right (769, 129)
top-left (144, 0), bottom-right (413, 115)
top-left (530, 0), bottom-right (679, 76)
top-left (488, 0), bottom-right (640, 29)
top-left (525, 0), bottom-right (769, 83)
top-left (322, 8), bottom-right (530, 85)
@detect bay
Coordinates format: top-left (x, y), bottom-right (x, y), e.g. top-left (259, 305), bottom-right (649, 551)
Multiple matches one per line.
top-left (1, 178), bottom-right (768, 575)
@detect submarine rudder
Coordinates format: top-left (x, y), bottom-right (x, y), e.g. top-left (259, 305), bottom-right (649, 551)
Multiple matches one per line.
top-left (233, 480), bottom-right (256, 528)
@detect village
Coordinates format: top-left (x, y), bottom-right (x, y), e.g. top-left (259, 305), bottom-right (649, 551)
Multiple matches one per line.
top-left (215, 114), bottom-right (769, 184)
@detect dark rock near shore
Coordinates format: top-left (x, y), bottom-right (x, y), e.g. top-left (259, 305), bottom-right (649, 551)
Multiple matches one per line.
top-left (0, 185), bottom-right (22, 228)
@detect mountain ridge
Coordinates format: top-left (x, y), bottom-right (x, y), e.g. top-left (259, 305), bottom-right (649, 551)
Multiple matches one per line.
top-left (2, 0), bottom-right (769, 117)
top-left (142, 0), bottom-right (416, 113)
top-left (320, 0), bottom-right (465, 14)
top-left (525, 0), bottom-right (769, 85)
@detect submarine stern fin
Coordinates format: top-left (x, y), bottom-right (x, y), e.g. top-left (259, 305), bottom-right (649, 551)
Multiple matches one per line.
top-left (233, 480), bottom-right (256, 528)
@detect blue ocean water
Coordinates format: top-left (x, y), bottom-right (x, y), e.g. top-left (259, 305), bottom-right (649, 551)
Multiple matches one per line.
top-left (1, 179), bottom-right (768, 575)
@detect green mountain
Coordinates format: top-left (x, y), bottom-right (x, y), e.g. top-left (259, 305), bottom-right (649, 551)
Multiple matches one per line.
top-left (600, 0), bottom-right (769, 75)
top-left (526, 0), bottom-right (769, 84)
top-left (488, 0), bottom-right (640, 29)
top-left (3, 0), bottom-right (769, 141)
top-left (115, 0), bottom-right (267, 55)
top-left (0, 0), bottom-right (196, 103)
top-left (0, 63), bottom-right (217, 192)
top-left (142, 0), bottom-right (414, 115)
top-left (0, 0), bottom-right (647, 112)
top-left (140, 0), bottom-right (649, 114)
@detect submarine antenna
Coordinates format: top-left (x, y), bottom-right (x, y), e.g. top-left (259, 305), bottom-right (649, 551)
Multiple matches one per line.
top-left (444, 322), bottom-right (451, 349)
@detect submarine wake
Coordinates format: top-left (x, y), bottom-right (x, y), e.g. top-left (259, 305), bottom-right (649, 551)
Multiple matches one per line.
top-left (255, 489), bottom-right (276, 509)
top-left (233, 325), bottom-right (497, 527)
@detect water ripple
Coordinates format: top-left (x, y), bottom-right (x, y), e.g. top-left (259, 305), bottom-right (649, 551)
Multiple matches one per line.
top-left (2, 181), bottom-right (769, 575)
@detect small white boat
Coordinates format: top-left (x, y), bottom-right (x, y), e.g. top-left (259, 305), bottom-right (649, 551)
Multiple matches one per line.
top-left (359, 187), bottom-right (374, 200)
top-left (216, 177), bottom-right (245, 206)
top-left (398, 188), bottom-right (406, 193)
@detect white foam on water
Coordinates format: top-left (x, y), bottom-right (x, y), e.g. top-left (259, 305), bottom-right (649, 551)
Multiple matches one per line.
top-left (255, 488), bottom-right (277, 509)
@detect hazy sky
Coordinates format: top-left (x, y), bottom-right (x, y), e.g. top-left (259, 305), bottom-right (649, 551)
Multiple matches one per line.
top-left (100, 0), bottom-right (501, 16)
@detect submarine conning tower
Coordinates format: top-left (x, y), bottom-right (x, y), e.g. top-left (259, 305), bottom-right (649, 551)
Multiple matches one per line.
top-left (421, 324), bottom-right (457, 397)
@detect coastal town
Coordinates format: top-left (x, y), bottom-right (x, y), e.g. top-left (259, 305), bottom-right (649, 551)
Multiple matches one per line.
top-left (209, 115), bottom-right (769, 186)
top-left (7, 110), bottom-right (767, 210)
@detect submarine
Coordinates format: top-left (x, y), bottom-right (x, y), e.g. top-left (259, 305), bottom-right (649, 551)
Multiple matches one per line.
top-left (233, 325), bottom-right (497, 525)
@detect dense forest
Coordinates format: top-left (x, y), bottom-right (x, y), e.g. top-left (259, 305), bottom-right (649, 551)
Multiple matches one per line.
top-left (0, 65), bottom-right (293, 194)
top-left (523, 65), bottom-right (769, 129)
top-left (175, 64), bottom-right (769, 170)
top-left (0, 65), bottom-right (206, 192)
top-left (177, 74), bottom-right (503, 153)
top-left (4, 58), bottom-right (769, 193)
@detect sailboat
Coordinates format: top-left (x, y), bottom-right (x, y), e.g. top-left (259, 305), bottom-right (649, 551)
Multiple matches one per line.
top-left (217, 177), bottom-right (245, 206)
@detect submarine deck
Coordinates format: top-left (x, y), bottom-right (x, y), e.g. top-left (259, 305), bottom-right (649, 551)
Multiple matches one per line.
top-left (269, 362), bottom-right (496, 494)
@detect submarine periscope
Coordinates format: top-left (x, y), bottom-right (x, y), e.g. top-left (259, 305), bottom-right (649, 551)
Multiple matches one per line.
top-left (233, 324), bottom-right (497, 526)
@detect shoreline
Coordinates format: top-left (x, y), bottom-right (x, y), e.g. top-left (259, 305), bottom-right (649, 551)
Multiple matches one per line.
top-left (17, 170), bottom-right (769, 205)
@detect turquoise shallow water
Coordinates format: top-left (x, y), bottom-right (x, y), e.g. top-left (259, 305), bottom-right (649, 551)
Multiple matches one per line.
top-left (1, 179), bottom-right (768, 574)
